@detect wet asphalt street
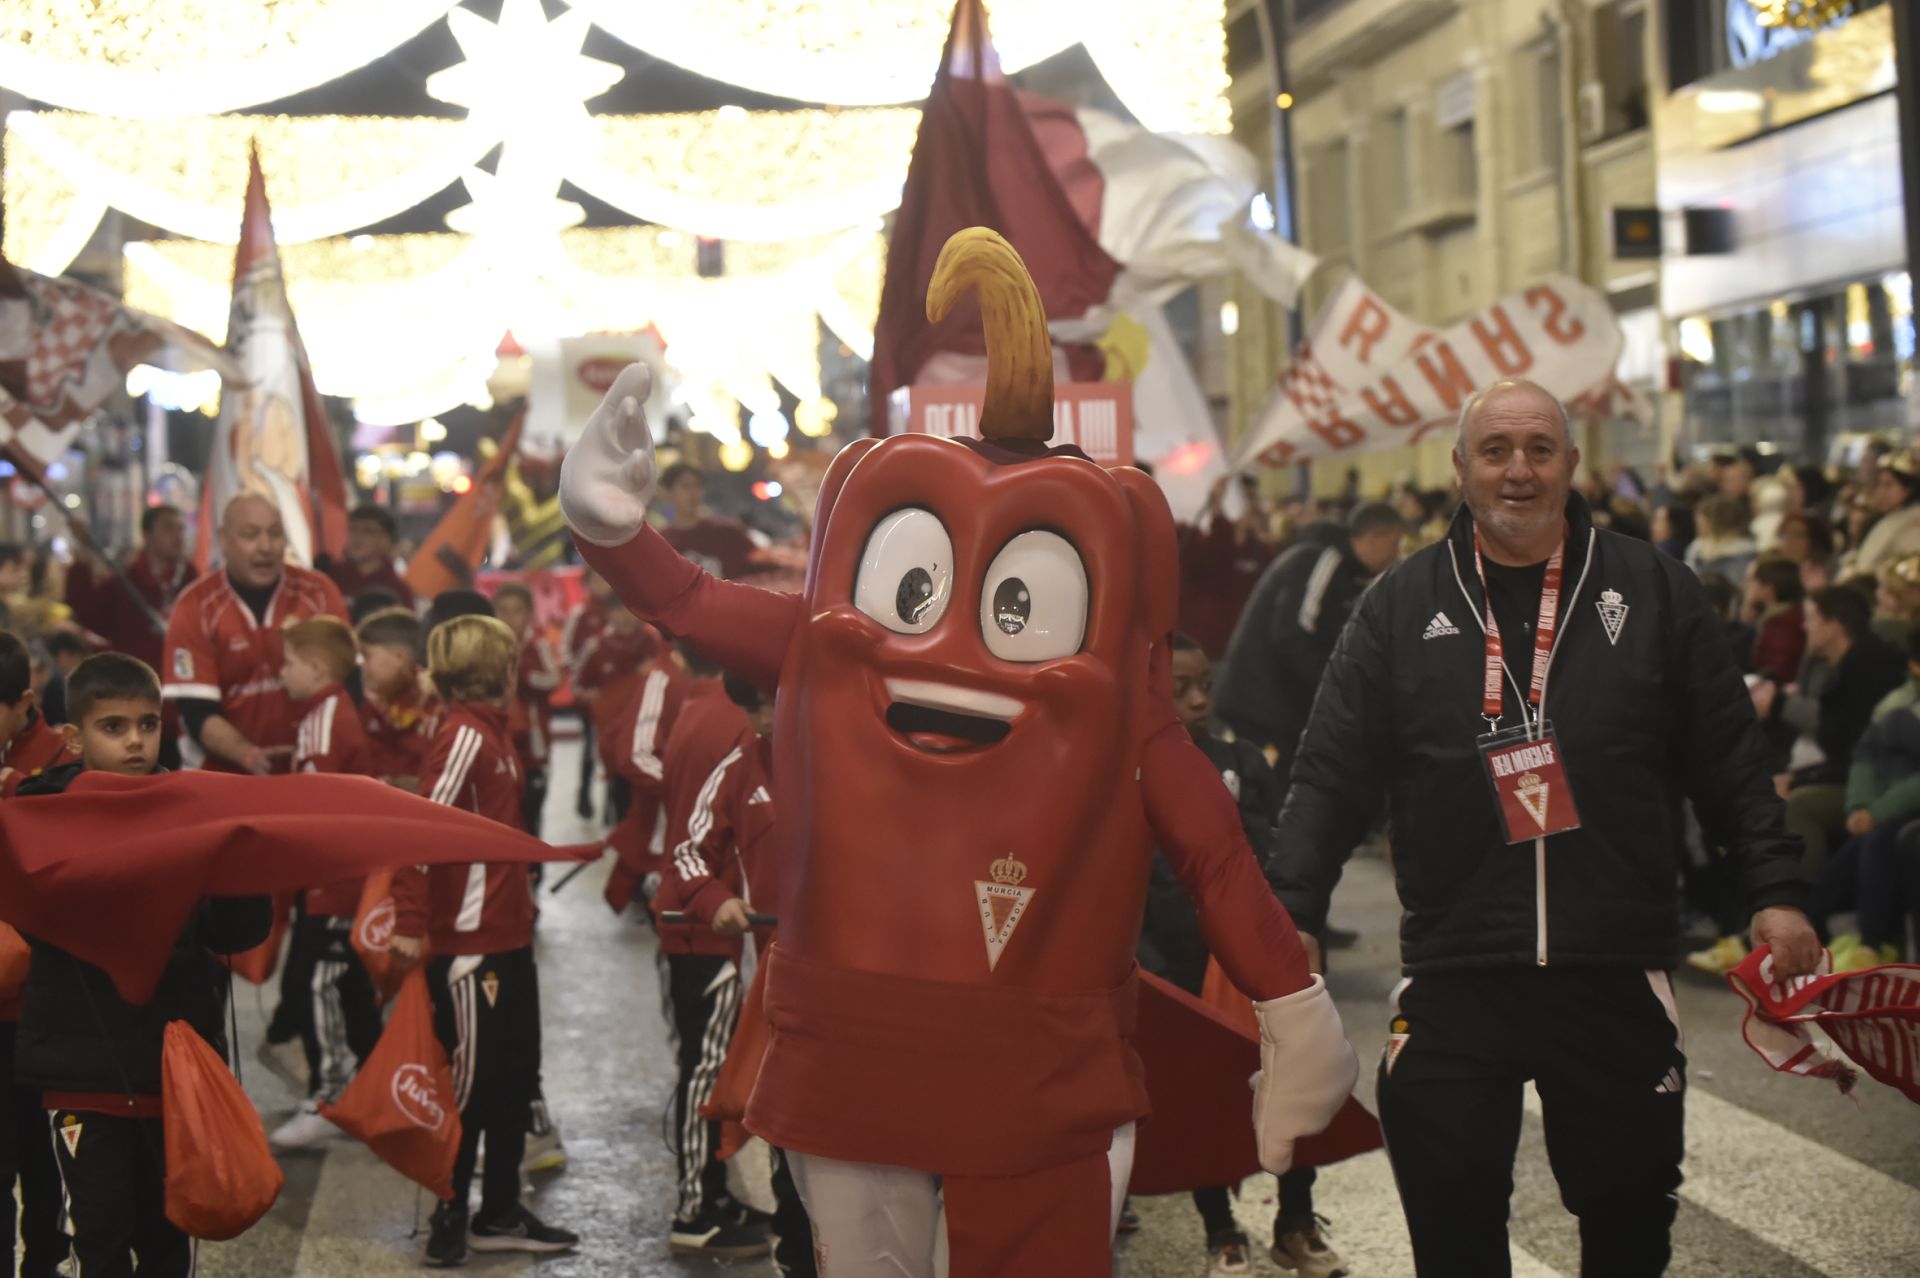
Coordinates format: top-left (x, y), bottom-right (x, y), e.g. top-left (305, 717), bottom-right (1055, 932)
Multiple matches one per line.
top-left (190, 733), bottom-right (1920, 1278)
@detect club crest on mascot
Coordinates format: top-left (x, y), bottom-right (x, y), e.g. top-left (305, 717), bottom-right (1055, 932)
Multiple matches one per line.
top-left (560, 227), bottom-right (1358, 1278)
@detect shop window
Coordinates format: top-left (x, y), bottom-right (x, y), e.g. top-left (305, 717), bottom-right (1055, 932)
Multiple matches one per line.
top-left (1592, 0), bottom-right (1648, 137)
top-left (1306, 139), bottom-right (1353, 253)
top-left (1535, 43), bottom-right (1564, 171)
top-left (1381, 109), bottom-right (1413, 215)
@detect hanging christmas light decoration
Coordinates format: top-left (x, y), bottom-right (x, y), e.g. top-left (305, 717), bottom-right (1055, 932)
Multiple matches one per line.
top-left (579, 0), bottom-right (1231, 134)
top-left (0, 0), bottom-right (462, 118)
top-left (2, 111), bottom-right (491, 259)
top-left (1747, 0), bottom-right (1852, 28)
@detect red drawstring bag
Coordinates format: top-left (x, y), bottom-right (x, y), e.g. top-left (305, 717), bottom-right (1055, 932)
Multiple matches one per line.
top-left (350, 871), bottom-right (403, 1005)
top-left (160, 1021), bottom-right (284, 1239)
top-left (0, 923), bottom-right (30, 998)
top-left (221, 892), bottom-right (291, 985)
top-left (320, 967), bottom-right (460, 1198)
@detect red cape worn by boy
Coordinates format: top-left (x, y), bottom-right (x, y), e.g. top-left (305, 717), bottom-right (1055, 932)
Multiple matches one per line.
top-left (561, 228), bottom-right (1358, 1277)
top-left (0, 771), bottom-right (580, 1003)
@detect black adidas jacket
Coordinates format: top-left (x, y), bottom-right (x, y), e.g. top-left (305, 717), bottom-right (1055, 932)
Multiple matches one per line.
top-left (1213, 522), bottom-right (1374, 760)
top-left (12, 762), bottom-right (273, 1097)
top-left (1269, 493), bottom-right (1809, 973)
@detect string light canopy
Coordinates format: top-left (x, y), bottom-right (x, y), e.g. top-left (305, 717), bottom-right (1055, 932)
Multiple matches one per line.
top-left (121, 226), bottom-right (884, 428)
top-left (580, 0), bottom-right (1231, 135)
top-left (2, 111), bottom-right (490, 264)
top-left (572, 108), bottom-right (920, 243)
top-left (0, 0), bottom-right (462, 118)
top-left (1748, 0), bottom-right (1853, 28)
top-left (4, 106), bottom-right (919, 275)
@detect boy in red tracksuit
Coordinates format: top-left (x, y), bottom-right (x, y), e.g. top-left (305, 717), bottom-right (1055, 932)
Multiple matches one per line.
top-left (492, 583), bottom-right (559, 836)
top-left (0, 631), bottom-right (74, 799)
top-left (654, 672), bottom-right (776, 1261)
top-left (356, 608), bottom-right (438, 790)
top-left (270, 617), bottom-right (383, 1152)
top-left (562, 571), bottom-right (614, 820)
top-left (597, 644), bottom-right (702, 913)
top-left (391, 615), bottom-right (576, 1267)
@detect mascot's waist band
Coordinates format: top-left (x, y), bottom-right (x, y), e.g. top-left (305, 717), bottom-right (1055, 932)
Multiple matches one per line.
top-left (747, 944), bottom-right (1150, 1178)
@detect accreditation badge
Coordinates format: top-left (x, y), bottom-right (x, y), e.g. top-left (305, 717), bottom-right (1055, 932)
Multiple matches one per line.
top-left (1477, 721), bottom-right (1581, 844)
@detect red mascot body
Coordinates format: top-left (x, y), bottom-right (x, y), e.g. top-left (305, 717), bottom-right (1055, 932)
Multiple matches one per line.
top-left (561, 228), bottom-right (1357, 1277)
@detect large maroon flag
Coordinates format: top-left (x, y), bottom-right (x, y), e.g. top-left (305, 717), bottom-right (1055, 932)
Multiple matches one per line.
top-left (196, 147), bottom-right (349, 573)
top-left (866, 0), bottom-right (1120, 433)
top-left (0, 771), bottom-right (584, 1003)
top-left (1129, 971), bottom-right (1383, 1195)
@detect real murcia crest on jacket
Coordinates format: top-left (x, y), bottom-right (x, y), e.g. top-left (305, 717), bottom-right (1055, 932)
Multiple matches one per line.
top-left (1596, 588), bottom-right (1629, 646)
top-left (975, 853), bottom-right (1035, 972)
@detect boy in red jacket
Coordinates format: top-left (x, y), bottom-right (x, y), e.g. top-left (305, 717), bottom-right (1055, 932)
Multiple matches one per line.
top-left (654, 670), bottom-right (776, 1260)
top-left (492, 583), bottom-right (558, 836)
top-left (0, 631), bottom-right (73, 798)
top-left (356, 608), bottom-right (438, 791)
top-left (390, 615), bottom-right (576, 1266)
top-left (270, 617), bottom-right (383, 1152)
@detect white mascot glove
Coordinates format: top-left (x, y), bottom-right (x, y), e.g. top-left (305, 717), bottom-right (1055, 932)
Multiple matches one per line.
top-left (559, 362), bottom-right (660, 548)
top-left (1251, 975), bottom-right (1359, 1175)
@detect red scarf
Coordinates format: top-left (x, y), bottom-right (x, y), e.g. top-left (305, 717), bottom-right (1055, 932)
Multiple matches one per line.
top-left (1728, 946), bottom-right (1920, 1105)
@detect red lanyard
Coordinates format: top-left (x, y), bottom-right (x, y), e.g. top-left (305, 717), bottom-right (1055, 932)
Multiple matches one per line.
top-left (1472, 526), bottom-right (1565, 727)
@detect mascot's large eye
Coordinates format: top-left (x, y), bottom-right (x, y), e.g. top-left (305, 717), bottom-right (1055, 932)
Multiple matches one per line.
top-left (853, 508), bottom-right (954, 635)
top-left (979, 531), bottom-right (1087, 662)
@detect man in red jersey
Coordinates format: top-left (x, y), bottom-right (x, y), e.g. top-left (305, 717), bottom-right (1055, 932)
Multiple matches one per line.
top-left (161, 494), bottom-right (347, 775)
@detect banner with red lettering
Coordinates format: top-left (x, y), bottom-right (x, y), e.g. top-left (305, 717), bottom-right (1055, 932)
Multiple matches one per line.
top-left (900, 382), bottom-right (1134, 467)
top-left (1234, 273), bottom-right (1628, 470)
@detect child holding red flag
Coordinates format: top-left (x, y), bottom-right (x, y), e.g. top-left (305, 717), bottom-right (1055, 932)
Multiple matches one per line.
top-left (270, 617), bottom-right (383, 1152)
top-left (14, 654), bottom-right (272, 1278)
top-left (390, 615), bottom-right (575, 1266)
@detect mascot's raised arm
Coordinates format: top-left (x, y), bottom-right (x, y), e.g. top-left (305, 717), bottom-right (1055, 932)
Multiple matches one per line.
top-left (559, 226), bottom-right (1357, 1277)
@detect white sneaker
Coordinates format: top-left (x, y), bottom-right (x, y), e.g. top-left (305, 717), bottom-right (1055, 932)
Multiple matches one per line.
top-left (269, 1101), bottom-right (341, 1152)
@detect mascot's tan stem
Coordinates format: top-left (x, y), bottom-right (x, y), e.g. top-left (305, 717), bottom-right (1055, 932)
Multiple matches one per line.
top-left (924, 227), bottom-right (1054, 443)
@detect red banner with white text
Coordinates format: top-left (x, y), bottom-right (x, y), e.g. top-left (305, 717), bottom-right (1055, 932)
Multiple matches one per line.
top-left (901, 381), bottom-right (1134, 467)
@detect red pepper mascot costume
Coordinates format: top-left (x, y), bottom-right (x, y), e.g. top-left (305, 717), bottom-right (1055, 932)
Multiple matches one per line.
top-left (560, 228), bottom-right (1357, 1277)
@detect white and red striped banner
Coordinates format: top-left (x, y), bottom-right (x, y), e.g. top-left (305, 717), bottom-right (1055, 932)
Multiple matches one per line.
top-left (1234, 272), bottom-right (1636, 470)
top-left (1729, 946), bottom-right (1920, 1105)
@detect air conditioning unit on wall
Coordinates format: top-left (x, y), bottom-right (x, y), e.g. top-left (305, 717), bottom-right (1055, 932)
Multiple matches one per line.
top-left (1578, 81), bottom-right (1608, 144)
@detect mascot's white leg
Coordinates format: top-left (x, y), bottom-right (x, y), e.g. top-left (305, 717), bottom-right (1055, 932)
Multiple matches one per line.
top-left (1107, 1122), bottom-right (1137, 1239)
top-left (788, 1151), bottom-right (942, 1278)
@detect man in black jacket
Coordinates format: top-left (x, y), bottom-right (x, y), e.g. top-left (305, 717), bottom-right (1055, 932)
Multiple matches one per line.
top-left (1269, 380), bottom-right (1818, 1278)
top-left (14, 654), bottom-right (272, 1278)
top-left (1213, 504), bottom-right (1405, 776)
